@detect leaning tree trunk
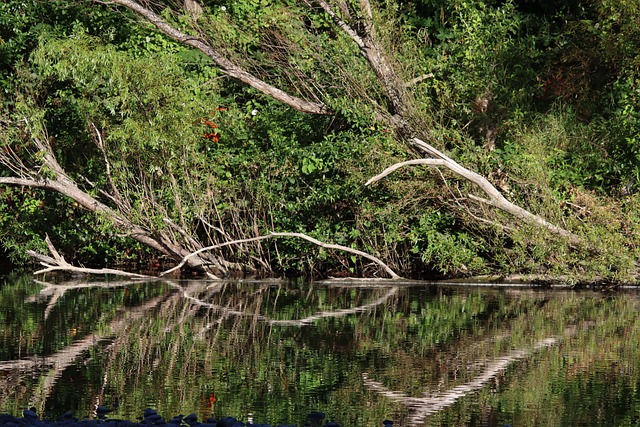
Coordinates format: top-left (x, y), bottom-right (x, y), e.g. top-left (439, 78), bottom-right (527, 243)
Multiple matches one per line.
top-left (100, 0), bottom-right (577, 241)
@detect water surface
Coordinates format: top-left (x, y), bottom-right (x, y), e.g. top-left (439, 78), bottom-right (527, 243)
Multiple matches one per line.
top-left (1, 274), bottom-right (639, 426)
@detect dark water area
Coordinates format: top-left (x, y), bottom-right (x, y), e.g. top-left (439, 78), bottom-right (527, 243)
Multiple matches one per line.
top-left (1, 273), bottom-right (640, 427)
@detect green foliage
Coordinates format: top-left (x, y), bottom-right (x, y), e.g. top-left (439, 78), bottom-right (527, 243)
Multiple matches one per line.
top-left (2, 0), bottom-right (640, 280)
top-left (408, 209), bottom-right (486, 277)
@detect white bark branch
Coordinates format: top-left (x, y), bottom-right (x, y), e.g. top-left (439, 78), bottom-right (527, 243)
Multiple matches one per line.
top-left (28, 252), bottom-right (154, 279)
top-left (307, 0), bottom-right (408, 117)
top-left (404, 73), bottom-right (434, 87)
top-left (161, 232), bottom-right (401, 279)
top-left (366, 158), bottom-right (579, 241)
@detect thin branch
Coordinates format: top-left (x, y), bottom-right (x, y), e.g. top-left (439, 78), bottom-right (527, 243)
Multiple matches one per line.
top-left (304, 0), bottom-right (366, 49)
top-left (161, 232), bottom-right (401, 279)
top-left (44, 234), bottom-right (64, 263)
top-left (91, 122), bottom-right (129, 212)
top-left (366, 158), bottom-right (446, 185)
top-left (404, 73), bottom-right (434, 87)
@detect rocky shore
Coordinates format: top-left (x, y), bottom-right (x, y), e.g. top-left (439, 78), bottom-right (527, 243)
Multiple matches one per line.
top-left (0, 409), bottom-right (389, 427)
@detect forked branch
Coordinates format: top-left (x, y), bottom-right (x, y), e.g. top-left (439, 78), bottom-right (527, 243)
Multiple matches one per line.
top-left (366, 158), bottom-right (579, 242)
top-left (28, 235), bottom-right (154, 278)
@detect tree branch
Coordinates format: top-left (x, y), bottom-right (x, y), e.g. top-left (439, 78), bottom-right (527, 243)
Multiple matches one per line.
top-left (1, 119), bottom-right (223, 274)
top-left (27, 239), bottom-right (154, 278)
top-left (102, 0), bottom-right (329, 115)
top-left (306, 0), bottom-right (409, 117)
top-left (366, 158), bottom-right (579, 241)
top-left (161, 232), bottom-right (402, 279)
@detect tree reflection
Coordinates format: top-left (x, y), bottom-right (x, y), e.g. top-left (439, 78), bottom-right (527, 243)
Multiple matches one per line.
top-left (1, 277), bottom-right (639, 427)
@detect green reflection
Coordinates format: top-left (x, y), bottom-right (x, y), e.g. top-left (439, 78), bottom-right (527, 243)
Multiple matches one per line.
top-left (1, 276), bottom-right (639, 427)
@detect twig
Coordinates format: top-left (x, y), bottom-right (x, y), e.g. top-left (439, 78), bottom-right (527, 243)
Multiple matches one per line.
top-left (404, 73), bottom-right (434, 87)
top-left (91, 123), bottom-right (125, 210)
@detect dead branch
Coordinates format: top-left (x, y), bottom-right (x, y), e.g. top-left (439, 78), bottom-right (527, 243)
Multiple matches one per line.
top-left (26, 236), bottom-right (154, 278)
top-left (306, 0), bottom-right (409, 118)
top-left (404, 73), bottom-right (434, 87)
top-left (102, 0), bottom-right (329, 115)
top-left (161, 231), bottom-right (402, 279)
top-left (91, 122), bottom-right (129, 213)
top-left (366, 158), bottom-right (580, 242)
top-left (30, 259), bottom-right (153, 278)
top-left (1, 118), bottom-right (226, 274)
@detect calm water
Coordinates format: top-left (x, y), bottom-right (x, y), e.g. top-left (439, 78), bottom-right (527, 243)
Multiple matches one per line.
top-left (1, 274), bottom-right (640, 426)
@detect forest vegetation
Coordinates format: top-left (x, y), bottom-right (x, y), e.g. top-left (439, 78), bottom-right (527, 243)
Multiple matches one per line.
top-left (1, 0), bottom-right (640, 282)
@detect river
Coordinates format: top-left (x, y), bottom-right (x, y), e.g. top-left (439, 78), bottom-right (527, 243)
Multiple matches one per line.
top-left (1, 274), bottom-right (639, 426)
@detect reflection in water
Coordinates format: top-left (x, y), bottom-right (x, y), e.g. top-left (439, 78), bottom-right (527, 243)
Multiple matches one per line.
top-left (364, 336), bottom-right (561, 426)
top-left (1, 275), bottom-right (639, 427)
